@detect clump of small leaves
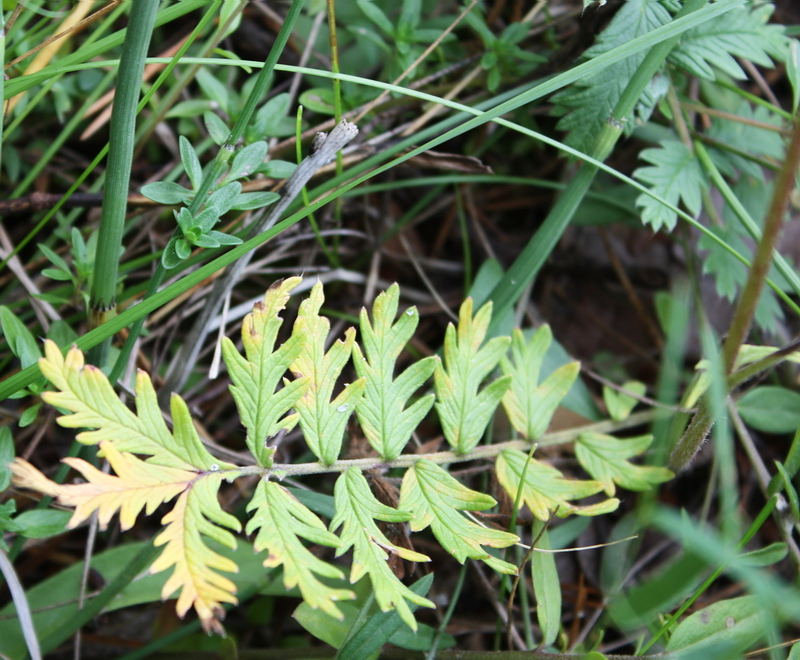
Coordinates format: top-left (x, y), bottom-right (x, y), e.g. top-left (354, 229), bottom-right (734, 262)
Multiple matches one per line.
top-left (9, 278), bottom-right (671, 634)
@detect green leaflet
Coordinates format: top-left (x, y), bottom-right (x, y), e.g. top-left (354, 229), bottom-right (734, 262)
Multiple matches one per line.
top-left (246, 479), bottom-right (353, 619)
top-left (222, 277), bottom-right (309, 466)
top-left (39, 340), bottom-right (229, 471)
top-left (331, 468), bottom-right (433, 630)
top-left (634, 139), bottom-right (706, 232)
top-left (500, 326), bottom-right (579, 440)
top-left (531, 522), bottom-right (561, 647)
top-left (291, 282), bottom-right (366, 466)
top-left (575, 432), bottom-right (674, 496)
top-left (399, 459), bottom-right (518, 574)
top-left (434, 297), bottom-right (511, 454)
top-left (496, 449), bottom-right (619, 520)
top-left (603, 380), bottom-right (646, 422)
top-left (551, 0), bottom-right (673, 154)
top-left (667, 3), bottom-right (787, 81)
top-left (353, 284), bottom-right (437, 460)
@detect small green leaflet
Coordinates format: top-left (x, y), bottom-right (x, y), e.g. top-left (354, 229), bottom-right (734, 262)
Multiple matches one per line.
top-left (353, 284), bottom-right (437, 460)
top-left (331, 468), bottom-right (433, 631)
top-left (603, 380), bottom-right (645, 422)
top-left (634, 139), bottom-right (705, 232)
top-left (575, 432), bottom-right (673, 496)
top-left (246, 480), bottom-right (353, 619)
top-left (667, 4), bottom-right (787, 81)
top-left (531, 523), bottom-right (561, 647)
top-left (496, 449), bottom-right (618, 520)
top-left (434, 297), bottom-right (511, 455)
top-left (400, 459), bottom-right (518, 574)
top-left (290, 283), bottom-right (366, 466)
top-left (500, 326), bottom-right (579, 440)
top-left (222, 277), bottom-right (309, 466)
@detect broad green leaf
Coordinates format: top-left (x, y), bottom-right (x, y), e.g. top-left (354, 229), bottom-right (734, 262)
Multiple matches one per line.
top-left (331, 468), bottom-right (433, 631)
top-left (434, 297), bottom-right (511, 454)
top-left (737, 386), bottom-right (800, 434)
top-left (496, 449), bottom-right (618, 520)
top-left (179, 135), bottom-right (202, 191)
top-left (0, 306), bottom-right (42, 369)
top-left (531, 523), bottom-right (561, 647)
top-left (222, 277), bottom-right (309, 466)
top-left (399, 459), bottom-right (518, 574)
top-left (224, 141), bottom-right (267, 184)
top-left (260, 159), bottom-right (296, 178)
top-left (500, 326), bottom-right (579, 440)
top-left (140, 181), bottom-right (193, 205)
top-left (575, 432), bottom-right (673, 496)
top-left (668, 4), bottom-right (787, 81)
top-left (0, 427), bottom-right (13, 491)
top-left (603, 380), bottom-right (646, 422)
top-left (634, 139), bottom-right (706, 232)
top-left (204, 111), bottom-right (229, 145)
top-left (246, 480), bottom-right (353, 620)
top-left (291, 282), bottom-right (366, 465)
top-left (230, 190), bottom-right (280, 211)
top-left (206, 180), bottom-right (241, 215)
top-left (39, 341), bottom-right (228, 471)
top-left (4, 509), bottom-right (72, 538)
top-left (353, 284), bottom-right (436, 460)
top-left (253, 94), bottom-right (292, 138)
top-left (665, 595), bottom-right (766, 655)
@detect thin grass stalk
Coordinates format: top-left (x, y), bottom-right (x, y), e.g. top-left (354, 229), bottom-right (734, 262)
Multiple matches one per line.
top-left (106, 0), bottom-right (306, 385)
top-left (484, 0), bottom-right (709, 337)
top-left (86, 0), bottom-right (159, 368)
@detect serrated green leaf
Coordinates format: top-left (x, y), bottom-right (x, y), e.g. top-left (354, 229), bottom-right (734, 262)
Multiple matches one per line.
top-left (434, 298), bottom-right (511, 454)
top-left (38, 341), bottom-right (228, 471)
top-left (140, 181), bottom-right (193, 205)
top-left (331, 468), bottom-right (433, 630)
top-left (603, 380), bottom-right (646, 422)
top-left (551, 0), bottom-right (672, 154)
top-left (399, 459), bottom-right (518, 574)
top-left (737, 386), bottom-right (800, 434)
top-left (497, 449), bottom-right (618, 520)
top-left (531, 523), bottom-right (561, 647)
top-left (668, 4), bottom-right (787, 81)
top-left (575, 432), bottom-right (673, 496)
top-left (634, 139), bottom-right (706, 232)
top-left (246, 479), bottom-right (353, 619)
top-left (353, 284), bottom-right (436, 460)
top-left (222, 277), bottom-right (309, 466)
top-left (0, 306), bottom-right (42, 369)
top-left (224, 141), bottom-right (267, 184)
top-left (291, 283), bottom-right (366, 465)
top-left (179, 135), bottom-right (202, 191)
top-left (500, 326), bottom-right (579, 440)
top-left (665, 595), bottom-right (766, 654)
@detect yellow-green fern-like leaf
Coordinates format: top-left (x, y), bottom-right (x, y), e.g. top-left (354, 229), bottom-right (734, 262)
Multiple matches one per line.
top-left (246, 479), bottom-right (354, 619)
top-left (222, 277), bottom-right (310, 466)
top-left (290, 282), bottom-right (366, 465)
top-left (331, 468), bottom-right (433, 630)
top-left (399, 459), bottom-right (518, 574)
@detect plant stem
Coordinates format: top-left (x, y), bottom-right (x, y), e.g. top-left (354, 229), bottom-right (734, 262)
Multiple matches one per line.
top-left (87, 0), bottom-right (159, 368)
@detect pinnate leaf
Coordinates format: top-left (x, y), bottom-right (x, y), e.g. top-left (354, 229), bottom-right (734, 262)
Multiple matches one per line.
top-left (575, 432), bottom-right (673, 496)
top-left (434, 298), bottom-right (511, 454)
top-left (634, 139), bottom-right (706, 232)
top-left (331, 468), bottom-right (433, 630)
top-left (353, 284), bottom-right (437, 460)
top-left (500, 326), bottom-right (579, 440)
top-left (496, 449), bottom-right (618, 520)
top-left (399, 459), bottom-right (518, 574)
top-left (246, 480), bottom-right (353, 619)
top-left (39, 341), bottom-right (228, 471)
top-left (222, 278), bottom-right (309, 465)
top-left (290, 282), bottom-right (366, 465)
